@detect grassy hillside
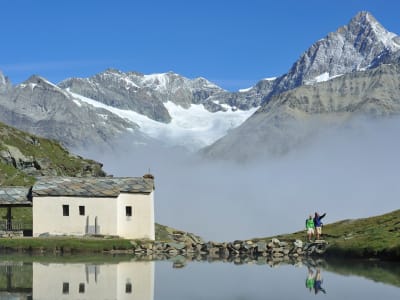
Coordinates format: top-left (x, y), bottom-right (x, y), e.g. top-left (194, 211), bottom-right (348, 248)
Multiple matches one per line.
top-left (0, 161), bottom-right (34, 186)
top-left (0, 121), bottom-right (105, 186)
top-left (271, 209), bottom-right (400, 259)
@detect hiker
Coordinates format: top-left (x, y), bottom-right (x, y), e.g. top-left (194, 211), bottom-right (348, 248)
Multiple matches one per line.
top-left (305, 215), bottom-right (315, 242)
top-left (314, 212), bottom-right (326, 240)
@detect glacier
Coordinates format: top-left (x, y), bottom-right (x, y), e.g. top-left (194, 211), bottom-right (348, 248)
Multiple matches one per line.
top-left (68, 90), bottom-right (258, 150)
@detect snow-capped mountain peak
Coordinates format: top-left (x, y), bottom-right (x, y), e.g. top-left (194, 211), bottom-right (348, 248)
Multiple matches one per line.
top-left (352, 12), bottom-right (400, 50)
top-left (265, 11), bottom-right (400, 99)
top-left (142, 72), bottom-right (171, 91)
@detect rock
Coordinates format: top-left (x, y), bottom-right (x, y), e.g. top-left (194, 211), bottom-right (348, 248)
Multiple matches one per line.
top-left (272, 238), bottom-right (280, 245)
top-left (272, 247), bottom-right (284, 253)
top-left (233, 243), bottom-right (242, 250)
top-left (167, 242), bottom-right (186, 250)
top-left (208, 247), bottom-right (221, 258)
top-left (294, 240), bottom-right (303, 248)
top-left (168, 249), bottom-right (179, 255)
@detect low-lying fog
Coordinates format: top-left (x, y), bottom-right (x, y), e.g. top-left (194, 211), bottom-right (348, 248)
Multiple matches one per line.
top-left (77, 117), bottom-right (400, 241)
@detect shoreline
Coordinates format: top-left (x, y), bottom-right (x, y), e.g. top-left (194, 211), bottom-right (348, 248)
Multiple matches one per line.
top-left (0, 235), bottom-right (398, 261)
top-left (0, 209), bottom-right (399, 261)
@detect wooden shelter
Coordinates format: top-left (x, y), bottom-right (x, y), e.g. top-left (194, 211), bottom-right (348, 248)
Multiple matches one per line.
top-left (0, 187), bottom-right (32, 231)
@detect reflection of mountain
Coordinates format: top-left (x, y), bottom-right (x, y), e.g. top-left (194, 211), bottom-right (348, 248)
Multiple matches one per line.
top-left (324, 259), bottom-right (400, 288)
top-left (33, 261), bottom-right (154, 300)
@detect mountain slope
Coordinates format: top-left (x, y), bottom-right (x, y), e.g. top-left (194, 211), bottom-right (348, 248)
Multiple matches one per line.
top-left (0, 75), bottom-right (150, 149)
top-left (0, 121), bottom-right (106, 186)
top-left (202, 63), bottom-right (400, 160)
top-left (59, 69), bottom-right (226, 122)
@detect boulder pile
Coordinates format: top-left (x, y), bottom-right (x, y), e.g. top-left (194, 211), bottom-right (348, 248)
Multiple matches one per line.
top-left (127, 237), bottom-right (328, 264)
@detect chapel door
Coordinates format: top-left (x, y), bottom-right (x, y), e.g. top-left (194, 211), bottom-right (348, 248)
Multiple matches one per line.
top-left (86, 216), bottom-right (99, 234)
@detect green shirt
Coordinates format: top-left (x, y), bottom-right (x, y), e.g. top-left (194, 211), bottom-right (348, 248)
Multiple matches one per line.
top-left (306, 218), bottom-right (315, 229)
top-left (306, 277), bottom-right (315, 289)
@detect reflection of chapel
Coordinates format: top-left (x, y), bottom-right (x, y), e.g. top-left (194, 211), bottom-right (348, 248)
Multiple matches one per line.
top-left (0, 175), bottom-right (155, 240)
top-left (0, 260), bottom-right (155, 300)
top-left (34, 261), bottom-right (155, 300)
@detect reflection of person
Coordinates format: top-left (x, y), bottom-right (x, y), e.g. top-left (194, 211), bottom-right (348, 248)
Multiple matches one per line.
top-left (306, 215), bottom-right (315, 242)
top-left (314, 268), bottom-right (327, 294)
top-left (305, 267), bottom-right (315, 292)
top-left (313, 212), bottom-right (326, 240)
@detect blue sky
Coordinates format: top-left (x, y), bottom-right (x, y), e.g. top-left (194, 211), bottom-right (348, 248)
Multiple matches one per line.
top-left (0, 0), bottom-right (399, 91)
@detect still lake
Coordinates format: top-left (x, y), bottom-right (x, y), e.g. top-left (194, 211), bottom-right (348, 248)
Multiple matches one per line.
top-left (1, 256), bottom-right (399, 300)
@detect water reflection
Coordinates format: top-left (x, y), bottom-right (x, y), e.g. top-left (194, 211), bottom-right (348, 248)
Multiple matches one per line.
top-left (306, 267), bottom-right (327, 295)
top-left (33, 261), bottom-right (154, 300)
top-left (0, 259), bottom-right (154, 300)
top-left (0, 257), bottom-right (399, 300)
top-left (0, 261), bottom-right (32, 300)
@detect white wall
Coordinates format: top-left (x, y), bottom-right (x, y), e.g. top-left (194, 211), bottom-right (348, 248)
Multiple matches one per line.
top-left (33, 261), bottom-right (154, 300)
top-left (33, 196), bottom-right (117, 237)
top-left (117, 192), bottom-right (155, 240)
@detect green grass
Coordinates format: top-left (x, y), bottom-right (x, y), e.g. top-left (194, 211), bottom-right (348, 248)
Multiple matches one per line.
top-left (0, 228), bottom-right (174, 253)
top-left (0, 207), bottom-right (32, 230)
top-left (264, 209), bottom-right (400, 260)
top-left (0, 162), bottom-right (35, 186)
top-left (0, 236), bottom-right (134, 253)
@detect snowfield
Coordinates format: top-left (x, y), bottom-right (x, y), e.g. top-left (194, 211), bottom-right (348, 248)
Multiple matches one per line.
top-left (68, 90), bottom-right (258, 150)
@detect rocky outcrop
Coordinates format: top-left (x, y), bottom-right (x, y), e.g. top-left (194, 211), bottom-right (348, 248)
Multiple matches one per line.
top-left (0, 71), bottom-right (12, 94)
top-left (0, 142), bottom-right (105, 178)
top-left (0, 144), bottom-right (43, 176)
top-left (0, 121), bottom-right (107, 183)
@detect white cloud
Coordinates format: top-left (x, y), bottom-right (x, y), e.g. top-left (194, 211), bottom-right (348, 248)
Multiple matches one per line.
top-left (76, 117), bottom-right (400, 241)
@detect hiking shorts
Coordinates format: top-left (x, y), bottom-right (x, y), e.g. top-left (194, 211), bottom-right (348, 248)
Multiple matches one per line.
top-left (316, 227), bottom-right (322, 234)
top-left (307, 228), bottom-right (315, 234)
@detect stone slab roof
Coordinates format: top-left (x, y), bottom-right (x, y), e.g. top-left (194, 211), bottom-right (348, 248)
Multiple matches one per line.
top-left (0, 187), bottom-right (32, 206)
top-left (32, 177), bottom-right (154, 197)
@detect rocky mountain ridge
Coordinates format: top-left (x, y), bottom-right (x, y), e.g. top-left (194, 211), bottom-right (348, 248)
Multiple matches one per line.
top-left (0, 71), bottom-right (255, 150)
top-left (0, 11), bottom-right (399, 155)
top-left (59, 69), bottom-right (225, 123)
top-left (242, 11), bottom-right (400, 102)
top-left (0, 75), bottom-right (152, 149)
